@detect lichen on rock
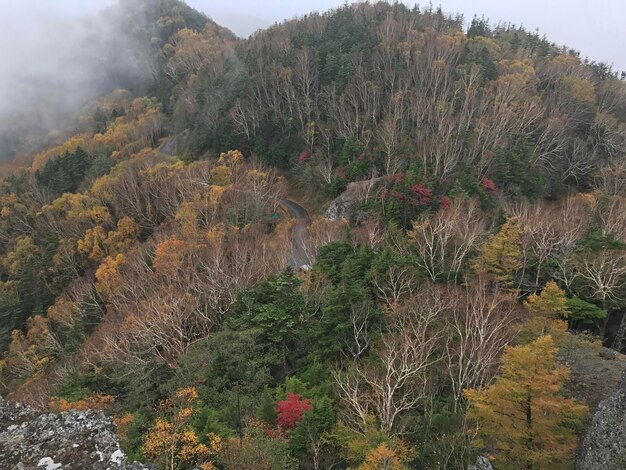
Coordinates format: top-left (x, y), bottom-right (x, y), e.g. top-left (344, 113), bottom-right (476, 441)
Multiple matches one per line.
top-left (0, 396), bottom-right (153, 470)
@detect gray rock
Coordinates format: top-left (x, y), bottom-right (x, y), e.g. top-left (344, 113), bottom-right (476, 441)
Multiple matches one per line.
top-left (468, 456), bottom-right (494, 470)
top-left (0, 396), bottom-right (154, 470)
top-left (599, 347), bottom-right (618, 360)
top-left (160, 129), bottom-right (190, 156)
top-left (576, 369), bottom-right (626, 469)
top-left (325, 176), bottom-right (385, 223)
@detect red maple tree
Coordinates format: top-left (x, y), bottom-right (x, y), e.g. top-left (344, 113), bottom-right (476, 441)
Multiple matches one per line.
top-left (276, 393), bottom-right (312, 430)
top-left (480, 177), bottom-right (497, 193)
top-left (298, 150), bottom-right (312, 163)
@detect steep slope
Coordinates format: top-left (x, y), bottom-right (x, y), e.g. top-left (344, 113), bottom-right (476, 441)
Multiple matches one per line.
top-left (0, 0), bottom-right (229, 163)
top-left (0, 2), bottom-right (625, 469)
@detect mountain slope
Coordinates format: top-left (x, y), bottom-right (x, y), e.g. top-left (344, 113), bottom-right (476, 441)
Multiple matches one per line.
top-left (0, 2), bottom-right (625, 469)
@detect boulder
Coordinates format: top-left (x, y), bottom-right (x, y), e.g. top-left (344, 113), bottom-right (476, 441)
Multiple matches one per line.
top-left (325, 176), bottom-right (385, 223)
top-left (576, 369), bottom-right (626, 469)
top-left (468, 456), bottom-right (494, 470)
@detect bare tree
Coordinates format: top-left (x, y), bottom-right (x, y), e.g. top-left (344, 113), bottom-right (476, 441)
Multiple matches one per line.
top-left (334, 287), bottom-right (445, 435)
top-left (512, 199), bottom-right (562, 289)
top-left (342, 301), bottom-right (376, 359)
top-left (409, 198), bottom-right (487, 282)
top-left (445, 279), bottom-right (517, 410)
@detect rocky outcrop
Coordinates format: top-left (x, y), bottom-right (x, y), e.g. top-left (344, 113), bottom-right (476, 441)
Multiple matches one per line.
top-left (325, 176), bottom-right (385, 223)
top-left (576, 369), bottom-right (626, 469)
top-left (0, 396), bottom-right (153, 470)
top-left (159, 129), bottom-right (190, 156)
top-left (468, 456), bottom-right (494, 470)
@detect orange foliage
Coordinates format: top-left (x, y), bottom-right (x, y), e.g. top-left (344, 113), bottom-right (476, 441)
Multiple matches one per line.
top-left (114, 413), bottom-right (134, 442)
top-left (48, 393), bottom-right (115, 412)
top-left (153, 237), bottom-right (187, 275)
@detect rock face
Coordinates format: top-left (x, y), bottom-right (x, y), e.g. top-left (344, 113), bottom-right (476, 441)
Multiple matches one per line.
top-left (325, 176), bottom-right (385, 223)
top-left (0, 396), bottom-right (153, 470)
top-left (468, 456), bottom-right (494, 470)
top-left (159, 129), bottom-right (190, 156)
top-left (576, 369), bottom-right (626, 469)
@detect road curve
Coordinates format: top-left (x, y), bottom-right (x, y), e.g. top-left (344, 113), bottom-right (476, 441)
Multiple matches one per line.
top-left (279, 198), bottom-right (310, 222)
top-left (278, 198), bottom-right (311, 269)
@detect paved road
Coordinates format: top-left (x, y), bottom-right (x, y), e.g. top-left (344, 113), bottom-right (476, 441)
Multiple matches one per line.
top-left (279, 198), bottom-right (311, 269)
top-left (279, 198), bottom-right (310, 221)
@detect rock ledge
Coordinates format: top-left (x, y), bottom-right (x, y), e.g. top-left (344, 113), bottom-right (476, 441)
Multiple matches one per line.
top-left (0, 396), bottom-right (153, 470)
top-left (576, 369), bottom-right (626, 469)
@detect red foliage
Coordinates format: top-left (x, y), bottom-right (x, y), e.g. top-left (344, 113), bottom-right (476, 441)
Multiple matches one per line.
top-left (386, 173), bottom-right (405, 184)
top-left (409, 184), bottom-right (432, 205)
top-left (276, 393), bottom-right (312, 430)
top-left (336, 166), bottom-right (347, 180)
top-left (439, 195), bottom-right (451, 210)
top-left (298, 150), bottom-right (312, 163)
top-left (480, 177), bottom-right (497, 193)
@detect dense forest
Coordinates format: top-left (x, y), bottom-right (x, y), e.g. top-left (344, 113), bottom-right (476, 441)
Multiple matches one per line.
top-left (1, 1), bottom-right (626, 469)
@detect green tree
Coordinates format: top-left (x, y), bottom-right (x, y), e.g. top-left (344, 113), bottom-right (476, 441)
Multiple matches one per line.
top-left (36, 147), bottom-right (91, 196)
top-left (229, 268), bottom-right (311, 371)
top-left (566, 296), bottom-right (607, 329)
top-left (467, 16), bottom-right (491, 38)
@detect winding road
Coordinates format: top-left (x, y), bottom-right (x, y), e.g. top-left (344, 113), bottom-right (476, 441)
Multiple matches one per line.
top-left (279, 198), bottom-right (311, 269)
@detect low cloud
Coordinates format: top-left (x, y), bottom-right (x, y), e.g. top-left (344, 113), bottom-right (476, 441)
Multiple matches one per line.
top-left (0, 1), bottom-right (150, 159)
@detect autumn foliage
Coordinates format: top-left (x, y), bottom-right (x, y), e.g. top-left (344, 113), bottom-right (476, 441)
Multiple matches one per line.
top-left (465, 336), bottom-right (588, 469)
top-left (276, 393), bottom-right (312, 431)
top-left (142, 387), bottom-right (221, 470)
top-left (0, 2), bottom-right (625, 469)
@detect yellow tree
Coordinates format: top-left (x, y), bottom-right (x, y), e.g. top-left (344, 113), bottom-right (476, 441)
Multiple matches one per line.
top-left (104, 216), bottom-right (140, 254)
top-left (359, 444), bottom-right (409, 470)
top-left (464, 336), bottom-right (587, 470)
top-left (142, 387), bottom-right (221, 470)
top-left (473, 218), bottom-right (522, 287)
top-left (210, 165), bottom-right (232, 187)
top-left (78, 226), bottom-right (107, 262)
top-left (3, 315), bottom-right (61, 382)
top-left (95, 254), bottom-right (126, 298)
top-left (522, 280), bottom-right (570, 340)
top-left (333, 417), bottom-right (413, 470)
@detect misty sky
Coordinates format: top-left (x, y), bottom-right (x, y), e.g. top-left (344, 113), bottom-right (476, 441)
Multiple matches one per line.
top-left (4, 0), bottom-right (620, 71)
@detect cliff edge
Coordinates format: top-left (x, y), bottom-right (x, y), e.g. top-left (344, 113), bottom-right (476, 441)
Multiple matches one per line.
top-left (0, 396), bottom-right (152, 470)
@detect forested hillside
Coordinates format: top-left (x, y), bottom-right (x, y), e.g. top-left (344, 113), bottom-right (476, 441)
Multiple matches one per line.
top-left (1, 1), bottom-right (626, 469)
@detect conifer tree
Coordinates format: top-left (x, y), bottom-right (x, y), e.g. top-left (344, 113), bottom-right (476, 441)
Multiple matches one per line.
top-left (473, 218), bottom-right (522, 287)
top-left (465, 336), bottom-right (587, 470)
